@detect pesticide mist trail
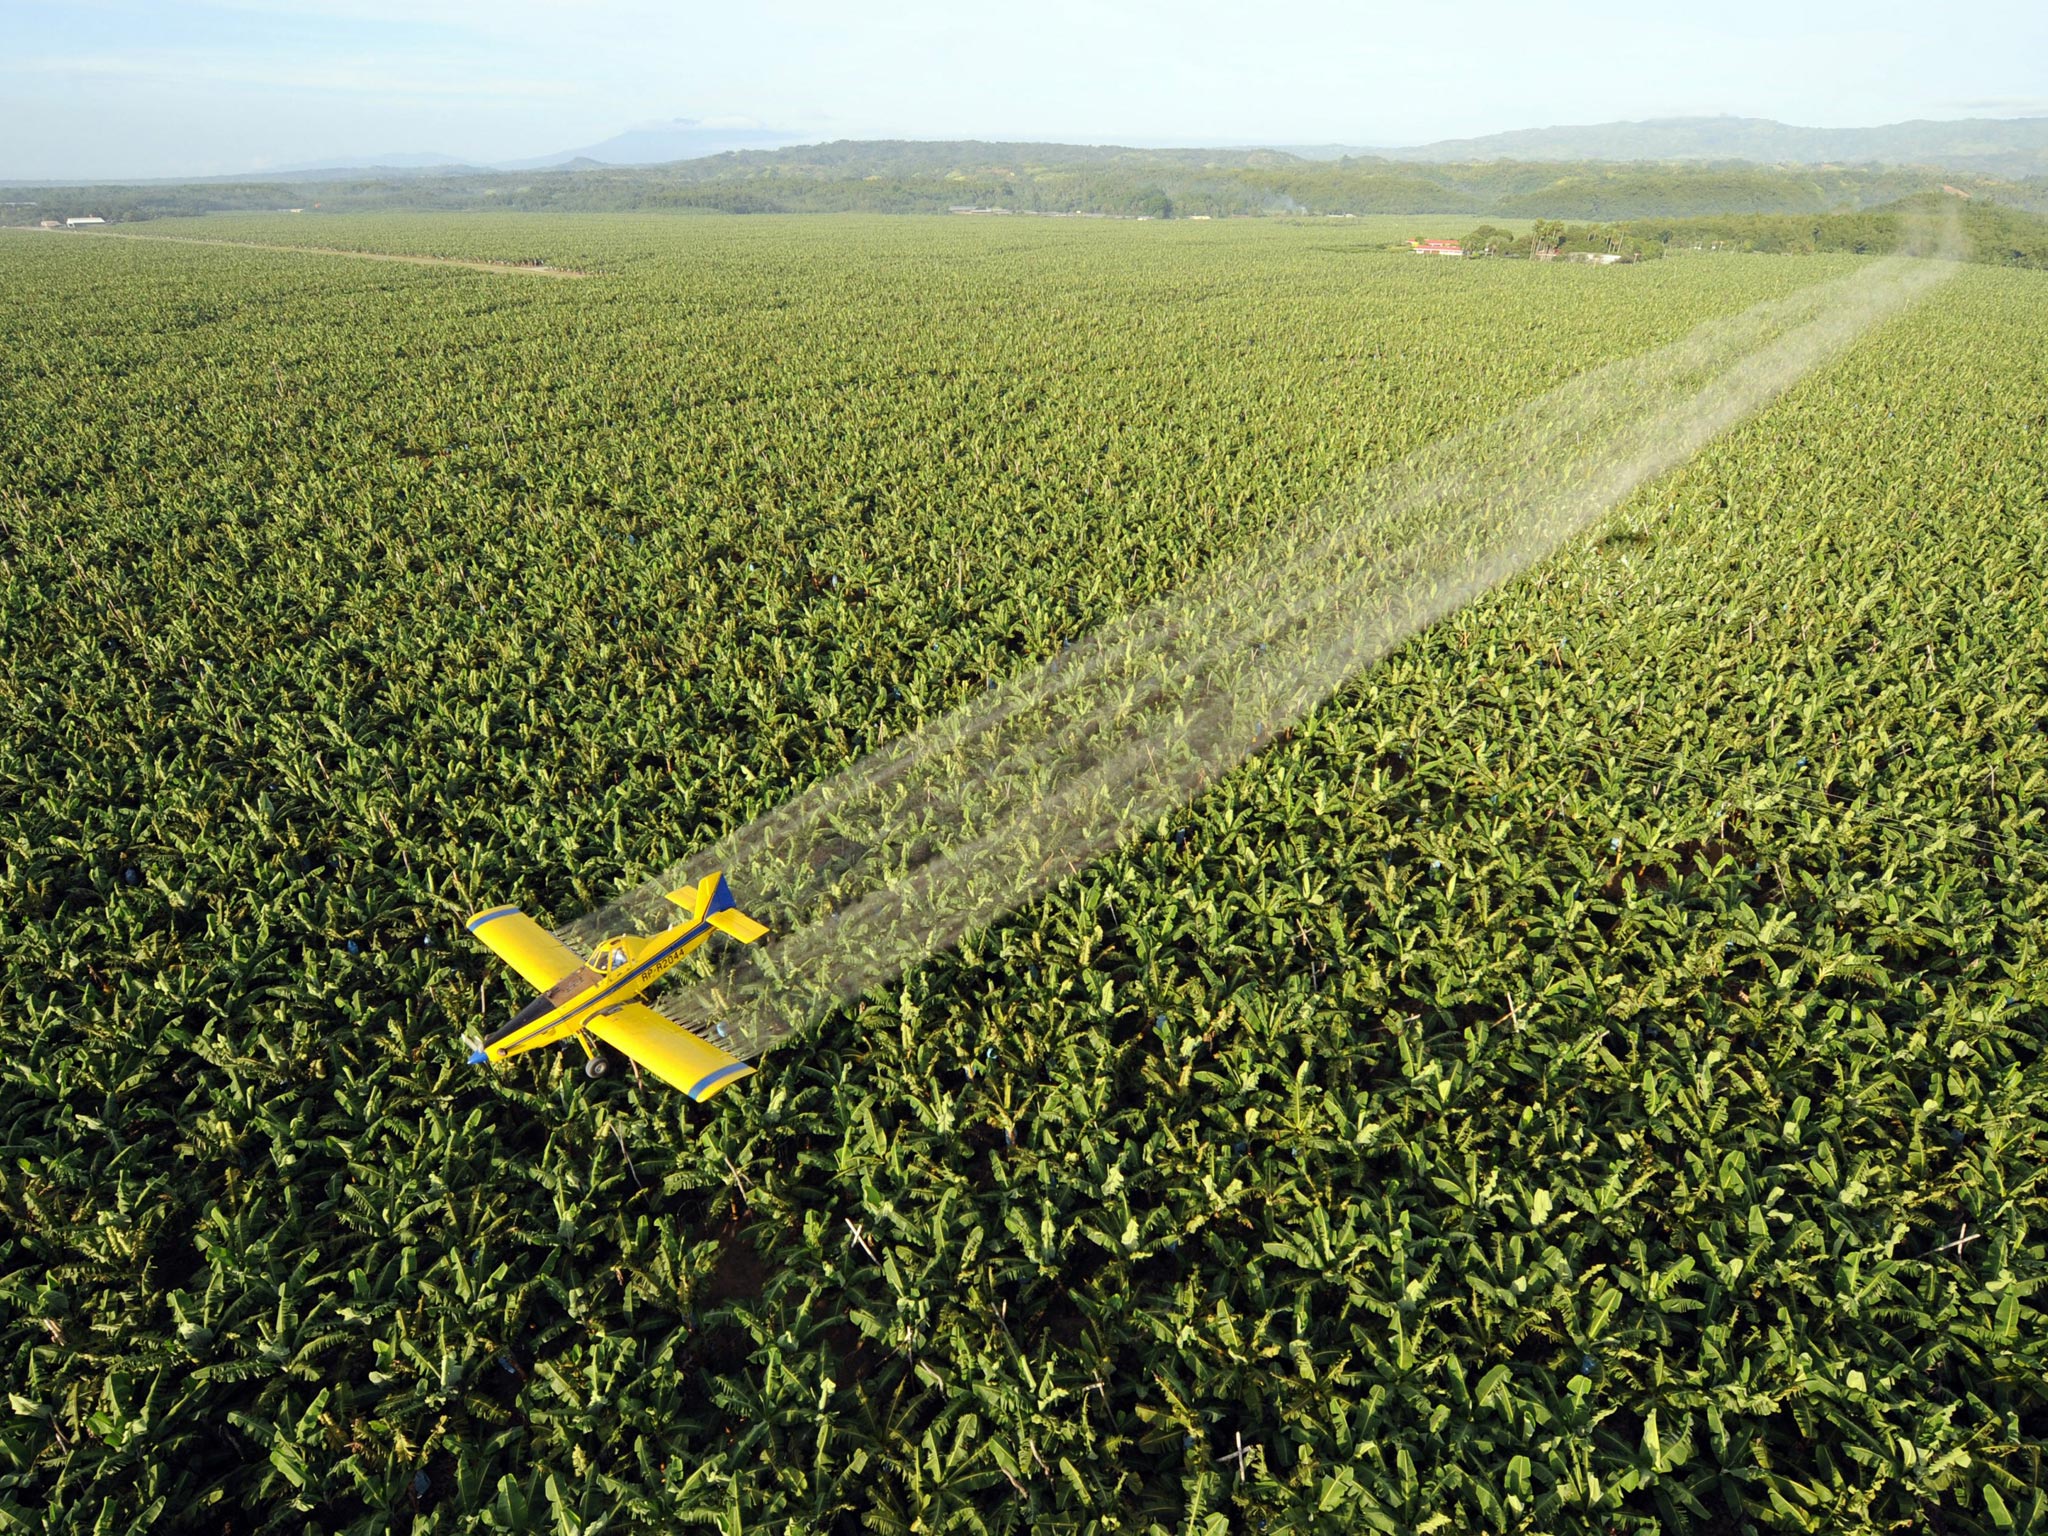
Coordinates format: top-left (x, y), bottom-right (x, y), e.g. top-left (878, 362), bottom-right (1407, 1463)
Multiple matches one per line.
top-left (560, 236), bottom-right (1957, 1062)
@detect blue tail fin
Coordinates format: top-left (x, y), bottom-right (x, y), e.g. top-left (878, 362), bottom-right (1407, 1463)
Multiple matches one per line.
top-left (703, 871), bottom-right (736, 917)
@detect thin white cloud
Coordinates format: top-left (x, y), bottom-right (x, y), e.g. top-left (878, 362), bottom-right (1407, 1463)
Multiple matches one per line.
top-left (191, 0), bottom-right (682, 40)
top-left (23, 49), bottom-right (580, 99)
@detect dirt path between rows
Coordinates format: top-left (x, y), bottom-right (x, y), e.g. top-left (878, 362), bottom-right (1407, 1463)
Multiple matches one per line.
top-left (11, 226), bottom-right (591, 277)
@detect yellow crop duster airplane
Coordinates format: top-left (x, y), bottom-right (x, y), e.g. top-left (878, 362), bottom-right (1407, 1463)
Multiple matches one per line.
top-left (464, 871), bottom-right (766, 1101)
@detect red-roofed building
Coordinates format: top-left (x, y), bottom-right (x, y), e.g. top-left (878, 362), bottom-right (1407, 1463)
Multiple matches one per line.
top-left (1410, 239), bottom-right (1464, 256)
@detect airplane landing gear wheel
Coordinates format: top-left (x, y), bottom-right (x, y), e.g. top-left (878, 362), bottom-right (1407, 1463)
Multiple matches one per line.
top-left (585, 1054), bottom-right (609, 1079)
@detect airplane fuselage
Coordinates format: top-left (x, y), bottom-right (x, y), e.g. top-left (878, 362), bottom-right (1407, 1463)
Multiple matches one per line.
top-left (464, 870), bottom-right (765, 1095)
top-left (477, 915), bottom-right (714, 1060)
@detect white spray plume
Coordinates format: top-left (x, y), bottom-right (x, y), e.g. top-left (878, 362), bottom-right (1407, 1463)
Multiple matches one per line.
top-left (559, 221), bottom-right (1958, 1062)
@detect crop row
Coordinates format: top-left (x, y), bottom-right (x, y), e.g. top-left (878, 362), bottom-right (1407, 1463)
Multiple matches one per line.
top-left (0, 216), bottom-right (2042, 1533)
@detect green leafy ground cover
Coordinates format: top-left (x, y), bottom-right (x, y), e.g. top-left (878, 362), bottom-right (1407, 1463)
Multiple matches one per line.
top-left (1, 214), bottom-right (2044, 1533)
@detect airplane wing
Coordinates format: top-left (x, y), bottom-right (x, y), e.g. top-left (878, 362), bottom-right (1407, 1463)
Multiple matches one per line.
top-left (705, 908), bottom-right (769, 943)
top-left (467, 906), bottom-right (588, 992)
top-left (587, 1000), bottom-right (755, 1102)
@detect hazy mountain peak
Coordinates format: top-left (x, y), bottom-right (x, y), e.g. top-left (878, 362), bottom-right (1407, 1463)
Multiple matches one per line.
top-left (497, 118), bottom-right (804, 171)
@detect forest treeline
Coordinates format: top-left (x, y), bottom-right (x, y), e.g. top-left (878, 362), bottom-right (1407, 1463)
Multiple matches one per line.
top-left (1455, 197), bottom-right (2048, 269)
top-left (1614, 193), bottom-right (2048, 268)
top-left (8, 140), bottom-right (2048, 226)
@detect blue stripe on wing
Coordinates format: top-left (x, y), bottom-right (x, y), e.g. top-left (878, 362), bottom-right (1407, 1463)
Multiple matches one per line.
top-left (686, 1061), bottom-right (753, 1101)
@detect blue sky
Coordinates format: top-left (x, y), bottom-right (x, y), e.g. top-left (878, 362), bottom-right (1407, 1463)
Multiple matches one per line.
top-left (6, 0), bottom-right (2046, 180)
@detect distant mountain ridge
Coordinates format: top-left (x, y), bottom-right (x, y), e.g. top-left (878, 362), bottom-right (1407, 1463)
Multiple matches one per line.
top-left (13, 140), bottom-right (2045, 225)
top-left (191, 119), bottom-right (802, 182)
top-left (494, 118), bottom-right (801, 171)
top-left (263, 151), bottom-right (473, 173)
top-left (272, 115), bottom-right (2048, 181)
top-left (19, 113), bottom-right (2048, 186)
top-left (1340, 114), bottom-right (2048, 177)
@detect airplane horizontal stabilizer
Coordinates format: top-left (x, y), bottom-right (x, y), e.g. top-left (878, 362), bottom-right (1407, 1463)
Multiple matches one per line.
top-left (665, 871), bottom-right (768, 943)
top-left (705, 908), bottom-right (769, 944)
